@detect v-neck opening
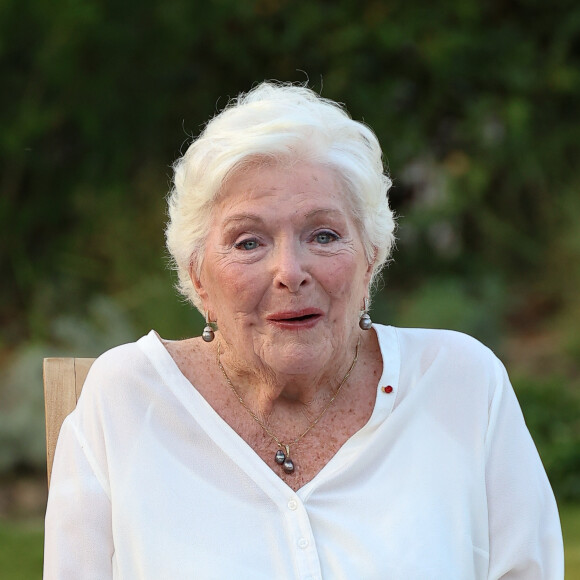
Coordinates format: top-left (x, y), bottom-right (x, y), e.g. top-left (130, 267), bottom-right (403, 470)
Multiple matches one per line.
top-left (139, 326), bottom-right (399, 497)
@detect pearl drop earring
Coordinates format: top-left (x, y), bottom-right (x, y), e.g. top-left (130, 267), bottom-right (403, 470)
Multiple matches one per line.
top-left (359, 298), bottom-right (372, 330)
top-left (202, 313), bottom-right (216, 342)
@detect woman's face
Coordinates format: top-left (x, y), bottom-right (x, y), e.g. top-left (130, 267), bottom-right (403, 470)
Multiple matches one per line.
top-left (194, 163), bottom-right (373, 378)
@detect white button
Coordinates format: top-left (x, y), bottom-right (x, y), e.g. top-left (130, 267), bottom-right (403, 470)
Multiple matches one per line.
top-left (297, 537), bottom-right (309, 549)
top-left (287, 499), bottom-right (298, 510)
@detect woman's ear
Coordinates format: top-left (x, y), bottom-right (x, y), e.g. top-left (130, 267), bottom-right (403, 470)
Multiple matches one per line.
top-left (190, 264), bottom-right (208, 304)
top-left (364, 248), bottom-right (378, 284)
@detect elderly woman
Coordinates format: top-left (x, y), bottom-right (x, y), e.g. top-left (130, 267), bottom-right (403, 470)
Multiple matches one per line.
top-left (44, 82), bottom-right (563, 579)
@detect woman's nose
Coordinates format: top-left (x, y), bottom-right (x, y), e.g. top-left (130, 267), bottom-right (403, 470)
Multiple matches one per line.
top-left (271, 242), bottom-right (311, 293)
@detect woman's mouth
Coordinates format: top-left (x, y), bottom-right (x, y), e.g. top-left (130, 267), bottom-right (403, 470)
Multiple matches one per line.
top-left (267, 309), bottom-right (323, 328)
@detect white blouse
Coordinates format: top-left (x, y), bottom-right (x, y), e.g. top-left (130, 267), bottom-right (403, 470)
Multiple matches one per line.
top-left (44, 325), bottom-right (564, 579)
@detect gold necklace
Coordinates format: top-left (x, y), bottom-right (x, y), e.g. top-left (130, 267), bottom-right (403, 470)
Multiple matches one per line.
top-left (216, 338), bottom-right (361, 474)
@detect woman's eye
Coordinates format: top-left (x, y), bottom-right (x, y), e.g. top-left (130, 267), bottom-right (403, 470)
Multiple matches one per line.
top-left (235, 239), bottom-right (260, 251)
top-left (314, 231), bottom-right (339, 244)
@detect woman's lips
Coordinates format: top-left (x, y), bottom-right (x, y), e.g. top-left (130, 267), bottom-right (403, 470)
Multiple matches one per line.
top-left (266, 309), bottom-right (323, 329)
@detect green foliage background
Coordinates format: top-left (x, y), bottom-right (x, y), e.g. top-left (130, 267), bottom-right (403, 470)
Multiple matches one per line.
top-left (1, 0), bottom-right (580, 500)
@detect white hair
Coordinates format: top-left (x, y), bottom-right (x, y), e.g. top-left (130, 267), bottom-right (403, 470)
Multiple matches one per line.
top-left (166, 81), bottom-right (396, 312)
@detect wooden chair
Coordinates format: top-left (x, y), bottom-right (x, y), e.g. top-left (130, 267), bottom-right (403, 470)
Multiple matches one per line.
top-left (43, 357), bottom-right (95, 486)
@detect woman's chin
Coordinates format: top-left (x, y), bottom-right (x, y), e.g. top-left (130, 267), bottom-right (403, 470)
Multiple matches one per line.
top-left (259, 339), bottom-right (336, 377)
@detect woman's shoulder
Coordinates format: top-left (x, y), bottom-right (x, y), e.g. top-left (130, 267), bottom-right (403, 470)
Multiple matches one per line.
top-left (374, 325), bottom-right (508, 413)
top-left (394, 325), bottom-right (495, 355)
top-left (87, 336), bottom-right (148, 380)
top-left (375, 324), bottom-right (503, 382)
top-left (67, 331), bottom-right (180, 435)
top-left (77, 331), bottom-right (167, 402)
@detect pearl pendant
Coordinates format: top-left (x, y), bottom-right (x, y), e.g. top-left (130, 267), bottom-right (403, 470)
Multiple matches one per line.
top-left (274, 448), bottom-right (295, 473)
top-left (275, 449), bottom-right (286, 464)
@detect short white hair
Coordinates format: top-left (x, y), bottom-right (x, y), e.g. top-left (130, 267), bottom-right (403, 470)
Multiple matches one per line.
top-left (166, 81), bottom-right (395, 312)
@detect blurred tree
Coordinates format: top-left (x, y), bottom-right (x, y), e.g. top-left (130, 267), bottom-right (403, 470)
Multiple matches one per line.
top-left (2, 0), bottom-right (579, 345)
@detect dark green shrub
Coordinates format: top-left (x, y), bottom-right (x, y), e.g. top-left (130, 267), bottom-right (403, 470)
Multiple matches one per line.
top-left (515, 375), bottom-right (580, 502)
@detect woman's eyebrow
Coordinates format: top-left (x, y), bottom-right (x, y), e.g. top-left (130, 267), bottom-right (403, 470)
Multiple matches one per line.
top-left (304, 208), bottom-right (347, 221)
top-left (221, 213), bottom-right (265, 228)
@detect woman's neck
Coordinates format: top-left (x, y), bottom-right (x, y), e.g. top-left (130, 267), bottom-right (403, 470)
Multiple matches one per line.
top-left (214, 336), bottom-right (361, 419)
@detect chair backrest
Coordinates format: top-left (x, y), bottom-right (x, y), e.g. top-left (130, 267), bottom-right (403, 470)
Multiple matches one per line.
top-left (43, 357), bottom-right (95, 486)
